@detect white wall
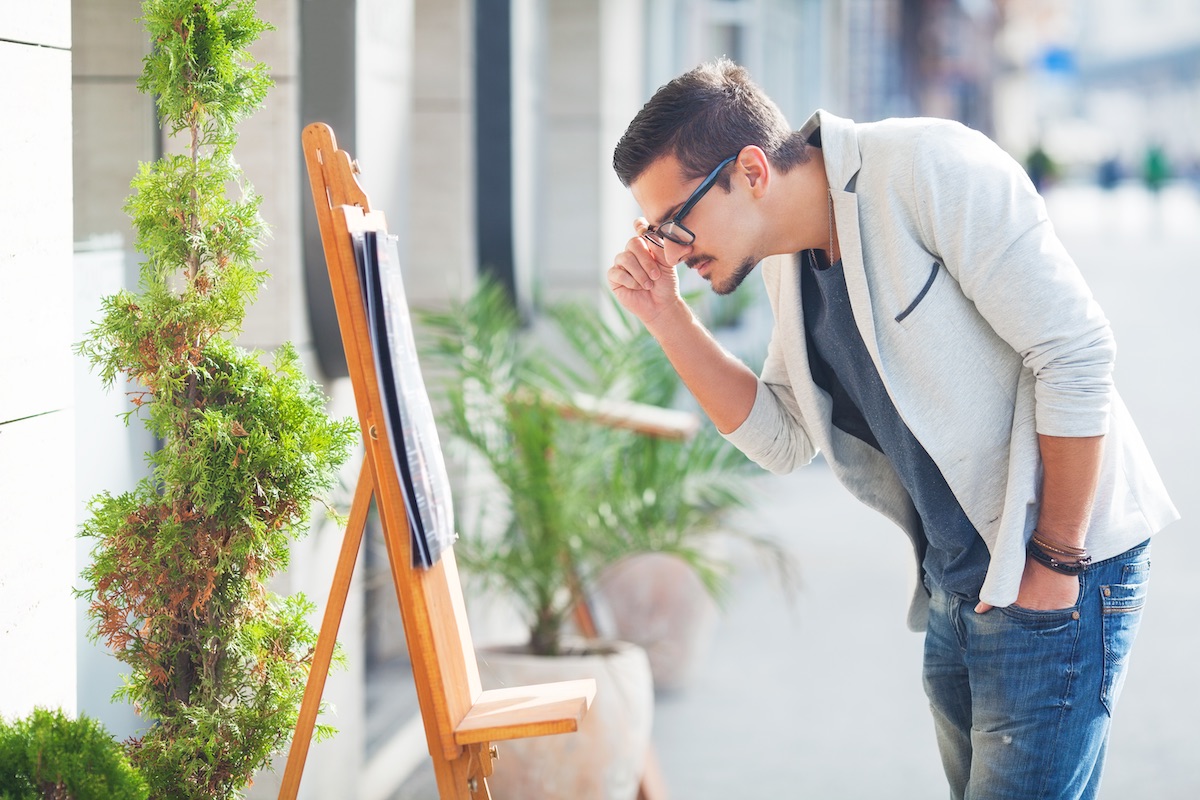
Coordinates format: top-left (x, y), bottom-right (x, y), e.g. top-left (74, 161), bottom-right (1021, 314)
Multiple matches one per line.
top-left (0, 1), bottom-right (77, 721)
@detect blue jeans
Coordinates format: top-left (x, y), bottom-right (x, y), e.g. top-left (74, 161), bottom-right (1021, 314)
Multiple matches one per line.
top-left (923, 540), bottom-right (1151, 800)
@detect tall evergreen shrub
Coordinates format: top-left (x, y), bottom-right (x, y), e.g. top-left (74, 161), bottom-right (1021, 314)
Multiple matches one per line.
top-left (75, 2), bottom-right (356, 796)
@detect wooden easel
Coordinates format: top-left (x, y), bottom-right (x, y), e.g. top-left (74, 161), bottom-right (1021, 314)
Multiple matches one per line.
top-left (278, 123), bottom-right (596, 800)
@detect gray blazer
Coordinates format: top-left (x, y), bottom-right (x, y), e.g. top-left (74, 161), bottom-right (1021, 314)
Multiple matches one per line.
top-left (724, 110), bottom-right (1178, 629)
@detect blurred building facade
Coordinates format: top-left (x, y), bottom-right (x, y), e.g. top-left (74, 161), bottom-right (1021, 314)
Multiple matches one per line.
top-left (1075, 0), bottom-right (1200, 181)
top-left (2, 1), bottom-right (1040, 798)
top-left (994, 0), bottom-right (1200, 181)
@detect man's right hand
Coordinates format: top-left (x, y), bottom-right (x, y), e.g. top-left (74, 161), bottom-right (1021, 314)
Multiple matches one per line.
top-left (606, 218), bottom-right (758, 435)
top-left (607, 219), bottom-right (685, 328)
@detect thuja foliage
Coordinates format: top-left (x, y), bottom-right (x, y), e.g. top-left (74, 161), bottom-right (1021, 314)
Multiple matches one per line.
top-left (0, 708), bottom-right (147, 800)
top-left (75, 2), bottom-right (356, 797)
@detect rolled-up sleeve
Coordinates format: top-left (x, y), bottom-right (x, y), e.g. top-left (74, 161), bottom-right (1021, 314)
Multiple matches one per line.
top-left (721, 261), bottom-right (820, 472)
top-left (723, 378), bottom-right (817, 474)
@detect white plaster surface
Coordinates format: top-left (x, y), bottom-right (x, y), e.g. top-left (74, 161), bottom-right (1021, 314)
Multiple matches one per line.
top-left (0, 0), bottom-right (70, 49)
top-left (0, 42), bottom-right (73, 424)
top-left (0, 0), bottom-right (76, 729)
top-left (0, 412), bottom-right (77, 720)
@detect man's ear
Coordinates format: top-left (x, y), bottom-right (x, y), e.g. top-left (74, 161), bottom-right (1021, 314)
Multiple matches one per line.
top-left (735, 145), bottom-right (771, 197)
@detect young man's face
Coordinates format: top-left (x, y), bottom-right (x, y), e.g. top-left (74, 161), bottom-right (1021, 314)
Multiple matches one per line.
top-left (630, 153), bottom-right (760, 295)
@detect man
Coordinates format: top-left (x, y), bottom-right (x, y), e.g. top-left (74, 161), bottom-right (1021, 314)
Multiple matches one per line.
top-left (607, 58), bottom-right (1177, 799)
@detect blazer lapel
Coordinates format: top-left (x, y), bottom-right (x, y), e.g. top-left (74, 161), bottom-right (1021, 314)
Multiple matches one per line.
top-left (810, 109), bottom-right (890, 391)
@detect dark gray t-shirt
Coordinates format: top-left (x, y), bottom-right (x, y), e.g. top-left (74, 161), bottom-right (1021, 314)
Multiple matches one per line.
top-left (799, 249), bottom-right (990, 599)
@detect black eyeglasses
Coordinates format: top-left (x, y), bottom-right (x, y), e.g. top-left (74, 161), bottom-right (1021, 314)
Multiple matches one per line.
top-left (642, 154), bottom-right (738, 249)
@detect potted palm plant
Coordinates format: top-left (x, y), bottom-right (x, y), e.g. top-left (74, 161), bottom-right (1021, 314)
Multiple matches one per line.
top-left (550, 297), bottom-right (797, 692)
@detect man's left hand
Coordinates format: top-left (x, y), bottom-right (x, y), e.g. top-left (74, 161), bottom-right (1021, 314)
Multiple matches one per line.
top-left (974, 556), bottom-right (1081, 613)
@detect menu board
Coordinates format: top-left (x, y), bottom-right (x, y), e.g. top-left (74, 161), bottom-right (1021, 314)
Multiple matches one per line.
top-left (352, 230), bottom-right (456, 568)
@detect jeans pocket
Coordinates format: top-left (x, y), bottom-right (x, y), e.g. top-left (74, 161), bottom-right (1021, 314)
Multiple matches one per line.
top-left (997, 578), bottom-right (1083, 632)
top-left (1099, 563), bottom-right (1150, 715)
top-left (996, 602), bottom-right (1079, 633)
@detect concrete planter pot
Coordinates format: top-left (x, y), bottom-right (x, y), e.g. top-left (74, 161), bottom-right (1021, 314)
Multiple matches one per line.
top-left (476, 637), bottom-right (653, 800)
top-left (595, 552), bottom-right (720, 693)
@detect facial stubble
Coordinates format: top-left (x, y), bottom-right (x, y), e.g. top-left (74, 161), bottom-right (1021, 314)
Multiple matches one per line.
top-left (710, 256), bottom-right (759, 296)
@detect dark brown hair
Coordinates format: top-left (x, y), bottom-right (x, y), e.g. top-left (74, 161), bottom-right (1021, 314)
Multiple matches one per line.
top-left (613, 57), bottom-right (810, 188)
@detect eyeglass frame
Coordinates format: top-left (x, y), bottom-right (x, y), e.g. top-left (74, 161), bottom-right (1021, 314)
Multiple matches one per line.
top-left (641, 154), bottom-right (739, 250)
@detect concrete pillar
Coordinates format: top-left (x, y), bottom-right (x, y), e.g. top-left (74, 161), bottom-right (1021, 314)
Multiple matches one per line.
top-left (509, 0), bottom-right (540, 318)
top-left (240, 0), bottom-right (309, 352)
top-left (538, 0), bottom-right (646, 308)
top-left (72, 241), bottom-right (152, 740)
top-left (356, 0), bottom-right (415, 275)
top-left (245, 390), bottom-right (366, 800)
top-left (408, 0), bottom-right (477, 306)
top-left (71, 0), bottom-right (155, 246)
top-left (299, 0), bottom-right (415, 378)
top-left (254, 1), bottom-right (378, 794)
top-left (0, 1), bottom-right (77, 720)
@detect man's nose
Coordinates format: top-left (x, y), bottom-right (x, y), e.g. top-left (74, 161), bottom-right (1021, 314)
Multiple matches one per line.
top-left (662, 238), bottom-right (692, 266)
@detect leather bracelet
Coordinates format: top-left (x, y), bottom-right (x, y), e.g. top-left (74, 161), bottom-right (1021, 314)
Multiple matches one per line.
top-left (1028, 538), bottom-right (1091, 575)
top-left (1031, 530), bottom-right (1088, 558)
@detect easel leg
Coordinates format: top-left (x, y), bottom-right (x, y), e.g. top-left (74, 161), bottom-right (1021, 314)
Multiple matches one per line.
top-left (278, 459), bottom-right (375, 799)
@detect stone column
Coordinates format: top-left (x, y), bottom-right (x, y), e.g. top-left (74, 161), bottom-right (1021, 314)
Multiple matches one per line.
top-left (240, 0), bottom-right (309, 353)
top-left (71, 0), bottom-right (156, 245)
top-left (538, 0), bottom-right (646, 308)
top-left (408, 0), bottom-right (477, 307)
